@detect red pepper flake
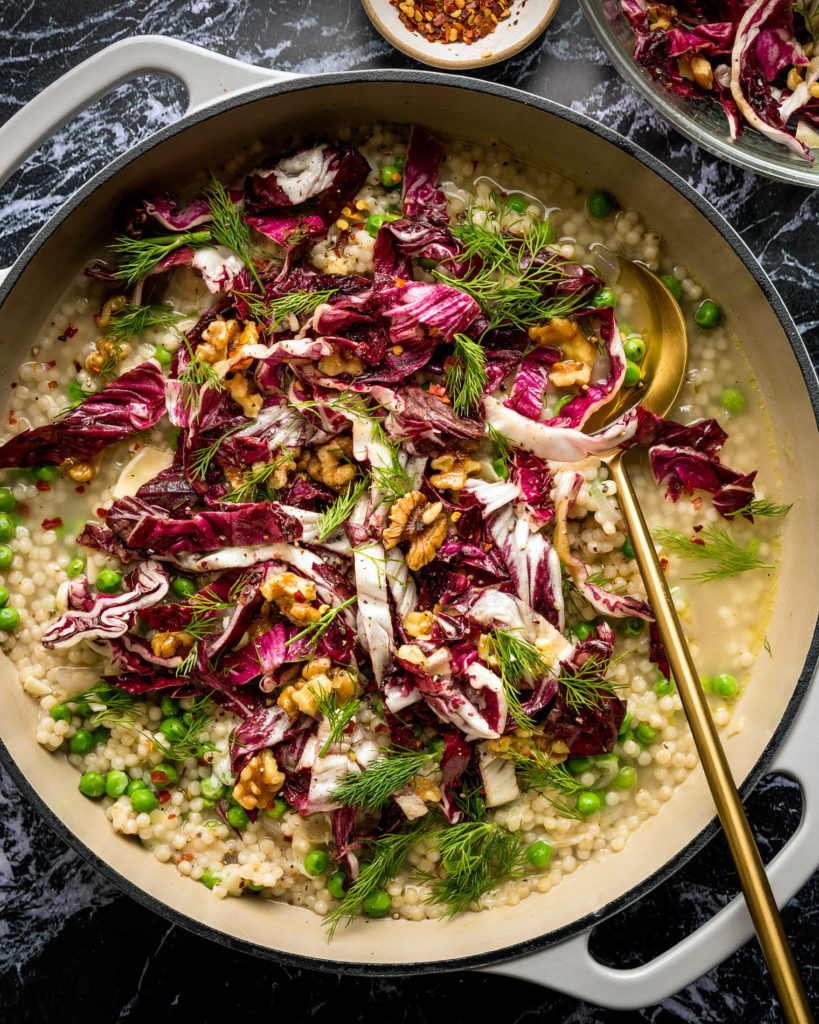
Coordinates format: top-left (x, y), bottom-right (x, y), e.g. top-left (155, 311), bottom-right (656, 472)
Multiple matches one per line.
top-left (692, 496), bottom-right (702, 510)
top-left (8, 416), bottom-right (16, 426)
top-left (394, 277), bottom-right (407, 288)
top-left (17, 502), bottom-right (30, 518)
top-left (10, 382), bottom-right (16, 389)
top-left (158, 789), bottom-right (172, 804)
top-left (62, 325), bottom-right (78, 340)
top-left (97, 507), bottom-right (109, 519)
top-left (41, 516), bottom-right (63, 532)
top-left (690, 536), bottom-right (706, 547)
top-left (48, 380), bottom-right (58, 390)
top-left (177, 852), bottom-right (193, 862)
top-left (167, 813), bottom-right (177, 820)
top-left (390, 0), bottom-right (515, 46)
top-left (43, 360), bottom-right (56, 370)
top-left (35, 481), bottom-right (51, 492)
top-left (75, 485), bottom-right (85, 494)
top-left (660, 557), bottom-right (669, 572)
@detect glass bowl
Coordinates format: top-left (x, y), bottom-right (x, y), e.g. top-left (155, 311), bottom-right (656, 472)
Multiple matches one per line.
top-left (578, 0), bottom-right (819, 188)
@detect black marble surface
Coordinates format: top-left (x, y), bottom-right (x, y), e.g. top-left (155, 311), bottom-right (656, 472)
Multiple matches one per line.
top-left (0, 2), bottom-right (817, 1020)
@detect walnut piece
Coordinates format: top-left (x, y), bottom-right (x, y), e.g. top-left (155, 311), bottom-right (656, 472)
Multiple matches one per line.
top-left (383, 491), bottom-right (448, 571)
top-left (151, 630), bottom-right (195, 658)
top-left (429, 452), bottom-right (481, 492)
top-left (318, 346), bottom-right (365, 377)
top-left (414, 776), bottom-right (442, 803)
top-left (403, 609), bottom-right (436, 639)
top-left (198, 319), bottom-right (238, 364)
top-left (61, 455), bottom-right (101, 483)
top-left (96, 294), bottom-right (128, 328)
top-left (690, 55), bottom-right (713, 90)
top-left (277, 657), bottom-right (357, 720)
top-left (306, 435), bottom-right (356, 492)
top-left (224, 369), bottom-right (263, 419)
top-left (528, 318), bottom-right (597, 364)
top-left (486, 733), bottom-right (570, 761)
top-left (232, 749), bottom-right (285, 810)
top-left (85, 336), bottom-right (131, 374)
top-left (549, 359), bottom-right (592, 388)
top-left (261, 570), bottom-right (323, 625)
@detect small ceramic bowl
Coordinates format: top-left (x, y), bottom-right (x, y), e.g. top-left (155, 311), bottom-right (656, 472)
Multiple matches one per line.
top-left (362, 0), bottom-right (561, 70)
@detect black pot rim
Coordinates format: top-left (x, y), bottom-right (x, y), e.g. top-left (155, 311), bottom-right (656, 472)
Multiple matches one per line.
top-left (1, 66), bottom-right (817, 980)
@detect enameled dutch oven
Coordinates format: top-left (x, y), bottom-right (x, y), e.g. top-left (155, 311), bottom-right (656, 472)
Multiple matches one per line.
top-left (0, 37), bottom-right (817, 1009)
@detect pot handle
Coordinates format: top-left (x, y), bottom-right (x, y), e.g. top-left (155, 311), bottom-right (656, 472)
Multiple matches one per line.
top-left (484, 673), bottom-right (819, 1009)
top-left (0, 34), bottom-right (296, 191)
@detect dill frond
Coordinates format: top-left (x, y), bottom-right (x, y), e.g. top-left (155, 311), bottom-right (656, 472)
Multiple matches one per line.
top-left (318, 474), bottom-right (371, 542)
top-left (285, 595), bottom-right (357, 654)
top-left (654, 525), bottom-right (774, 583)
top-left (445, 333), bottom-right (487, 416)
top-left (330, 748), bottom-right (437, 811)
top-left (203, 175), bottom-right (264, 291)
top-left (109, 230), bottom-right (211, 286)
top-left (309, 686), bottom-right (361, 757)
top-left (724, 499), bottom-right (792, 519)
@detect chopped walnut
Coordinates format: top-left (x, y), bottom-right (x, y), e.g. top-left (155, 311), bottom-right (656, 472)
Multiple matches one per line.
top-left (318, 346), bottom-right (365, 377)
top-left (428, 452), bottom-right (481, 492)
top-left (528, 318), bottom-right (597, 364)
top-left (96, 294), bottom-right (127, 328)
top-left (486, 733), bottom-right (570, 761)
top-left (403, 609), bottom-right (436, 639)
top-left (306, 435), bottom-right (356, 492)
top-left (197, 319), bottom-right (241, 364)
top-left (61, 455), bottom-right (101, 483)
top-left (232, 749), bottom-right (285, 810)
top-left (261, 570), bottom-right (323, 625)
top-left (414, 776), bottom-right (442, 803)
top-left (549, 360), bottom-right (592, 388)
top-left (85, 336), bottom-right (131, 375)
top-left (277, 658), bottom-right (357, 720)
top-left (224, 369), bottom-right (263, 419)
top-left (690, 55), bottom-right (713, 90)
top-left (477, 633), bottom-right (498, 668)
top-left (383, 490), bottom-right (448, 571)
top-left (151, 630), bottom-right (195, 658)
top-left (647, 2), bottom-right (679, 30)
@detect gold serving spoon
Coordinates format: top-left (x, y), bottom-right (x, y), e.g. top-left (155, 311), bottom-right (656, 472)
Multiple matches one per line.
top-left (597, 259), bottom-right (813, 1024)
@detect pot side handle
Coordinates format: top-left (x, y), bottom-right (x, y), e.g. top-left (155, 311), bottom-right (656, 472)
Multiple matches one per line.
top-left (483, 673), bottom-right (819, 1010)
top-left (0, 34), bottom-right (296, 191)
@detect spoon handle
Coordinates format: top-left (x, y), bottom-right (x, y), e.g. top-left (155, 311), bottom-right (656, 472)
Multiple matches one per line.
top-left (607, 454), bottom-right (814, 1024)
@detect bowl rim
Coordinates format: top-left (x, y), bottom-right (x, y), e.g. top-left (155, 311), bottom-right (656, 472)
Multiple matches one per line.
top-left (578, 0), bottom-right (819, 189)
top-left (360, 0), bottom-right (561, 69)
top-left (1, 66), bottom-right (818, 976)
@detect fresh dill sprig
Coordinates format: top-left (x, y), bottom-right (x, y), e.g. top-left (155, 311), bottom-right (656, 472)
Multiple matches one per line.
top-left (372, 442), bottom-right (414, 505)
top-left (310, 686), bottom-right (361, 757)
top-left (286, 595), bottom-right (357, 653)
top-left (763, 636), bottom-right (772, 657)
top-left (435, 191), bottom-right (589, 329)
top-left (485, 628), bottom-right (547, 731)
top-left (224, 450), bottom-right (296, 503)
top-left (189, 423), bottom-right (245, 481)
top-left (58, 683), bottom-right (136, 728)
top-left (96, 336), bottom-right (126, 378)
top-left (724, 499), bottom-right (792, 519)
top-left (423, 819), bottom-right (528, 917)
top-left (486, 423), bottom-right (513, 480)
top-left (109, 230), bottom-right (211, 286)
top-left (318, 474), bottom-right (371, 542)
top-left (204, 175), bottom-right (264, 291)
top-left (323, 818), bottom-right (433, 938)
top-left (105, 302), bottom-right (188, 346)
top-left (173, 586), bottom-right (240, 676)
top-left (292, 389), bottom-right (385, 432)
top-left (152, 694), bottom-right (219, 761)
top-left (235, 287), bottom-right (339, 328)
top-left (330, 747), bottom-right (437, 811)
top-left (559, 653), bottom-right (623, 712)
top-left (654, 525), bottom-right (774, 583)
top-left (445, 333), bottom-right (487, 417)
top-left (509, 748), bottom-right (587, 821)
top-left (176, 349), bottom-right (225, 415)
top-left (175, 643), bottom-right (200, 679)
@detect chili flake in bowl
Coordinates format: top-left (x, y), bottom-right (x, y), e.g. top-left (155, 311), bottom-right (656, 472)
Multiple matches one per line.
top-left (362, 0), bottom-right (561, 68)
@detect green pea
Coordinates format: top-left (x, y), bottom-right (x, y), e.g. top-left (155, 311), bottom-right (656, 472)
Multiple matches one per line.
top-left (507, 195), bottom-right (528, 214)
top-left (171, 576), bottom-right (197, 599)
top-left (0, 488), bottom-right (15, 513)
top-left (492, 456), bottom-right (509, 480)
top-left (700, 674), bottom-right (713, 693)
top-left (624, 336), bottom-right (646, 362)
top-left (720, 388), bottom-right (745, 414)
top-left (154, 345), bottom-right (173, 367)
top-left (695, 299), bottom-right (721, 329)
top-left (618, 711), bottom-right (632, 737)
top-left (363, 890), bottom-right (391, 918)
top-left (130, 788), bottom-right (159, 813)
top-left (105, 770), bottom-right (130, 798)
top-left (622, 537), bottom-right (635, 560)
top-left (304, 849), bottom-right (330, 876)
top-left (0, 605), bottom-right (20, 631)
top-left (0, 545), bottom-right (13, 570)
top-left (245, 882), bottom-right (264, 892)
top-left (0, 587), bottom-right (8, 608)
top-left (227, 806), bottom-right (250, 830)
top-left (266, 796), bottom-right (288, 819)
top-left (587, 191), bottom-right (613, 219)
top-left (613, 765), bottom-right (637, 790)
top-left (573, 621), bottom-right (594, 642)
top-left (715, 673), bottom-right (738, 700)
top-left (623, 360), bottom-right (641, 387)
top-left (159, 717), bottom-right (186, 743)
top-left (378, 165), bottom-right (402, 188)
top-left (635, 722), bottom-right (657, 745)
top-left (554, 394), bottom-right (573, 415)
top-left (566, 756), bottom-right (592, 774)
top-left (660, 275), bottom-right (683, 301)
top-left (526, 840), bottom-right (553, 868)
top-left (653, 677), bottom-right (675, 697)
top-left (78, 771), bottom-right (106, 798)
top-left (592, 287), bottom-right (617, 308)
top-left (127, 778), bottom-right (148, 797)
top-left (66, 558), bottom-right (85, 578)
top-left (576, 791), bottom-right (602, 816)
top-left (327, 870), bottom-right (347, 900)
top-left (50, 703), bottom-right (72, 724)
top-left (157, 697), bottom-right (177, 720)
top-left (74, 700), bottom-right (92, 718)
top-left (151, 763), bottom-right (179, 790)
top-left (621, 617), bottom-right (644, 638)
top-left (68, 728), bottom-right (94, 755)
top-left (32, 465), bottom-right (59, 483)
top-left (366, 213), bottom-right (386, 238)
top-left (96, 568), bottom-right (122, 594)
top-left (201, 869), bottom-right (222, 889)
top-left (200, 776), bottom-right (226, 802)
